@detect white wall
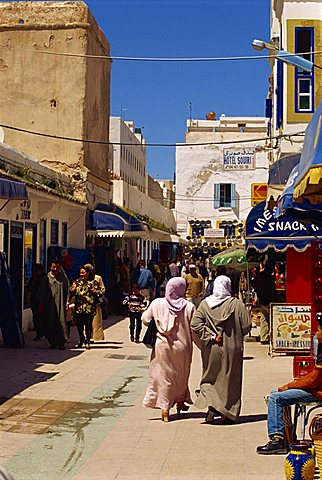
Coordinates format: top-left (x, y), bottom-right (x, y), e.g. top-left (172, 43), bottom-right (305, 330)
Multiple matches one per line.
top-left (112, 179), bottom-right (176, 231)
top-left (175, 117), bottom-right (269, 238)
top-left (110, 117), bottom-right (146, 192)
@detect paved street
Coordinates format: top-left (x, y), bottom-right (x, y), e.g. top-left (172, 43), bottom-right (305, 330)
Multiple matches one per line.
top-left (0, 316), bottom-right (306, 479)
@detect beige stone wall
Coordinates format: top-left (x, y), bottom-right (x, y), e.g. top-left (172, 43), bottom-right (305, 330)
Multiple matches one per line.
top-left (0, 1), bottom-right (111, 183)
top-left (146, 174), bottom-right (163, 204)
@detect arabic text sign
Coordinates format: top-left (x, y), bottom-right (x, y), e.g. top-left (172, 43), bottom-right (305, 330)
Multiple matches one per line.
top-left (271, 304), bottom-right (311, 352)
top-left (223, 148), bottom-right (256, 170)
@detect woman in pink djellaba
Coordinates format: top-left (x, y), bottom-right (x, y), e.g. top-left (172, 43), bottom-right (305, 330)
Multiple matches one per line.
top-left (142, 277), bottom-right (196, 422)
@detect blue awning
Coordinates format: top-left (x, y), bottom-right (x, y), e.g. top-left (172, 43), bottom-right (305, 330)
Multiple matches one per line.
top-left (245, 201), bottom-right (322, 252)
top-left (276, 162), bottom-right (322, 227)
top-left (268, 153), bottom-right (301, 186)
top-left (88, 203), bottom-right (145, 234)
top-left (0, 178), bottom-right (28, 200)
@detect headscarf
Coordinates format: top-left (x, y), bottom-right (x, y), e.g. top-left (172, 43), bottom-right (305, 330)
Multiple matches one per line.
top-left (165, 277), bottom-right (187, 317)
top-left (206, 275), bottom-right (232, 308)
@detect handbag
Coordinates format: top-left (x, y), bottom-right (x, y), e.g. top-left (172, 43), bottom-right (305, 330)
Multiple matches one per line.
top-left (143, 319), bottom-right (157, 348)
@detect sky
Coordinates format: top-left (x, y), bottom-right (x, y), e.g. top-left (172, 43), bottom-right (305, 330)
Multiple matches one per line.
top-left (85, 1), bottom-right (270, 179)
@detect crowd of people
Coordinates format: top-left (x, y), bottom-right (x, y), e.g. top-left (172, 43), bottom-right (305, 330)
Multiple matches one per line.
top-left (26, 254), bottom-right (286, 351)
top-left (27, 252), bottom-right (314, 452)
top-left (27, 259), bottom-right (106, 351)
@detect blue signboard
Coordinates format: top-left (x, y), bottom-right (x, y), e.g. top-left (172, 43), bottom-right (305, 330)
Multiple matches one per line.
top-left (246, 201), bottom-right (322, 252)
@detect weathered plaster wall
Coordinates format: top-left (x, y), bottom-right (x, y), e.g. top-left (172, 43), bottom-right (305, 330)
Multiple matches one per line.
top-left (83, 8), bottom-right (111, 179)
top-left (175, 120), bottom-right (269, 238)
top-left (0, 1), bottom-right (111, 186)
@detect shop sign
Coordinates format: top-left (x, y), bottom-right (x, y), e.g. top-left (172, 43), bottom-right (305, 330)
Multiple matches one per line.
top-left (251, 206), bottom-right (320, 234)
top-left (251, 183), bottom-right (267, 206)
top-left (20, 199), bottom-right (31, 220)
top-left (270, 304), bottom-right (311, 355)
top-left (223, 148), bottom-right (255, 170)
top-left (204, 228), bottom-right (225, 238)
top-left (177, 221), bottom-right (188, 232)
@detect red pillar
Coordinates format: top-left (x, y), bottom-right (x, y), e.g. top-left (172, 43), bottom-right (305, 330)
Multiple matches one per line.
top-left (286, 246), bottom-right (313, 304)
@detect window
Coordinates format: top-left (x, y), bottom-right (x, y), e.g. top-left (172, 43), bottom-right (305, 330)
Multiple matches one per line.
top-left (295, 27), bottom-right (314, 113)
top-left (50, 220), bottom-right (59, 245)
top-left (218, 222), bottom-right (236, 238)
top-left (214, 184), bottom-right (236, 208)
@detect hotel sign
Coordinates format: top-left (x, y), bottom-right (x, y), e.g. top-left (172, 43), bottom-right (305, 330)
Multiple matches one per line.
top-left (223, 148), bottom-right (256, 170)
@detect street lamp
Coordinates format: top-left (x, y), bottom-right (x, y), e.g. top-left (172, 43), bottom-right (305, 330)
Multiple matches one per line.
top-left (252, 38), bottom-right (313, 73)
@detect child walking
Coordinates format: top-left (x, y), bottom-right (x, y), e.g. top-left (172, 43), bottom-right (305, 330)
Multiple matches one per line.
top-left (123, 284), bottom-right (147, 343)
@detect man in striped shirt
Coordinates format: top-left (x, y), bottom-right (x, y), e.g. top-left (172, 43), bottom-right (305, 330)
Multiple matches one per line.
top-left (123, 285), bottom-right (147, 343)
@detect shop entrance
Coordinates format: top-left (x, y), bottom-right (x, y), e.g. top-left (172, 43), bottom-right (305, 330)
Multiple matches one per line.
top-left (10, 221), bottom-right (23, 324)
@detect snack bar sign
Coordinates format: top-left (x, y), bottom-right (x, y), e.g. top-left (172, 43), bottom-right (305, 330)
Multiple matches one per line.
top-left (223, 148), bottom-right (256, 170)
top-left (271, 304), bottom-right (311, 352)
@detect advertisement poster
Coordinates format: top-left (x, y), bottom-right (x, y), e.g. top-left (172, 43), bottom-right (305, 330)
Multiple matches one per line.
top-left (270, 304), bottom-right (311, 355)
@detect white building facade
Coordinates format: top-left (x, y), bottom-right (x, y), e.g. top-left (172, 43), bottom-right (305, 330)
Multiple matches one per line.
top-left (0, 141), bottom-right (87, 332)
top-left (109, 117), bottom-right (146, 193)
top-left (269, 0), bottom-right (322, 162)
top-left (176, 116), bottom-right (270, 244)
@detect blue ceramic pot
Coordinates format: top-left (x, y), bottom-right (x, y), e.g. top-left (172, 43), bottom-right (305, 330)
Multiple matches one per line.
top-left (284, 441), bottom-right (315, 480)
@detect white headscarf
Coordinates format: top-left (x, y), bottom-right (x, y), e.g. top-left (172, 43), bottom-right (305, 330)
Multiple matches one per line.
top-left (206, 275), bottom-right (232, 308)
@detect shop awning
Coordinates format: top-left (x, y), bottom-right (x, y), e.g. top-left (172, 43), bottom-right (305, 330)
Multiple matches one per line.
top-left (87, 203), bottom-right (147, 239)
top-left (245, 201), bottom-right (322, 253)
top-left (293, 100), bottom-right (322, 204)
top-left (0, 178), bottom-right (28, 200)
top-left (276, 163), bottom-right (322, 227)
top-left (88, 203), bottom-right (145, 233)
top-left (86, 229), bottom-right (147, 239)
top-left (266, 153), bottom-right (301, 204)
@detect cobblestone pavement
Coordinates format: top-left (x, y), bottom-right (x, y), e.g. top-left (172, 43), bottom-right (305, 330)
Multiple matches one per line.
top-left (0, 316), bottom-right (318, 479)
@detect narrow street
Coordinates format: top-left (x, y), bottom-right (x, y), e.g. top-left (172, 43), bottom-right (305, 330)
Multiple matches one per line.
top-left (0, 317), bottom-right (296, 479)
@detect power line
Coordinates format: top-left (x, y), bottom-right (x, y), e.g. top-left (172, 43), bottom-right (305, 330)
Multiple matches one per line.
top-left (1, 45), bottom-right (321, 63)
top-left (0, 123), bottom-right (305, 147)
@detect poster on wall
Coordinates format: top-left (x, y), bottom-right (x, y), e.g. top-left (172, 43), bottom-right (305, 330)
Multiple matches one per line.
top-left (270, 303), bottom-right (311, 356)
top-left (223, 148), bottom-right (256, 170)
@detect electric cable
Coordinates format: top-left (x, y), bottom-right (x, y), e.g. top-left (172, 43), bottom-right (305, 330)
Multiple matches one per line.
top-left (0, 44), bottom-right (321, 64)
top-left (0, 122), bottom-right (306, 147)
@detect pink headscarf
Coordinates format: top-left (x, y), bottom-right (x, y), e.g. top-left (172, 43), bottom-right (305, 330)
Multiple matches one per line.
top-left (165, 277), bottom-right (187, 317)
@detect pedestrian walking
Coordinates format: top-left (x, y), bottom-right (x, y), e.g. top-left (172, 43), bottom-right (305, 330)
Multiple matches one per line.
top-left (70, 265), bottom-right (104, 350)
top-left (198, 259), bottom-right (209, 284)
top-left (37, 260), bottom-right (69, 350)
top-left (191, 275), bottom-right (251, 424)
top-left (202, 266), bottom-right (227, 299)
top-left (142, 277), bottom-right (196, 422)
top-left (123, 284), bottom-right (147, 343)
top-left (253, 261), bottom-right (277, 344)
top-left (257, 327), bottom-right (322, 455)
top-left (83, 263), bottom-right (106, 342)
top-left (168, 259), bottom-right (179, 277)
top-left (26, 263), bottom-right (46, 341)
top-left (136, 260), bottom-right (155, 302)
top-left (185, 264), bottom-right (205, 308)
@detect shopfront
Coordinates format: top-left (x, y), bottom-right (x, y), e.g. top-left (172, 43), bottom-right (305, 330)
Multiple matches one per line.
top-left (0, 180), bottom-right (87, 334)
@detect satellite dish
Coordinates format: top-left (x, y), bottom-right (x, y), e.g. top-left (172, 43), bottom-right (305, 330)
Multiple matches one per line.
top-left (0, 127), bottom-right (4, 143)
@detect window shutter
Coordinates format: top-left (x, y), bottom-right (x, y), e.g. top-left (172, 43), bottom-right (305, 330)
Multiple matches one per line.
top-left (214, 184), bottom-right (220, 209)
top-left (230, 184), bottom-right (236, 208)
